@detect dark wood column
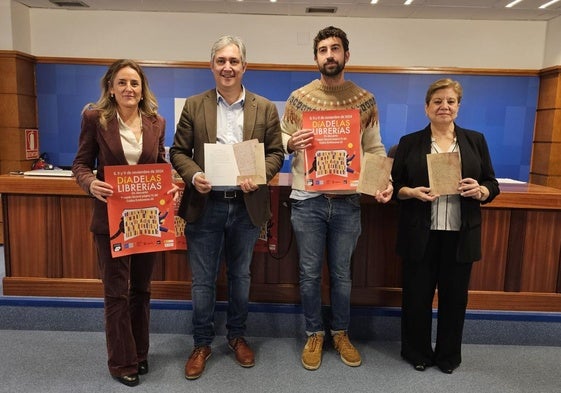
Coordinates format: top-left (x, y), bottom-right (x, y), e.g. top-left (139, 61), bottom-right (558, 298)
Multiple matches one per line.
top-left (531, 66), bottom-right (561, 188)
top-left (0, 51), bottom-right (37, 174)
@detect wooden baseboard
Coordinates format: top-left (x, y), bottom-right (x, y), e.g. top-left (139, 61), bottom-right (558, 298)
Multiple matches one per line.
top-left (3, 277), bottom-right (561, 313)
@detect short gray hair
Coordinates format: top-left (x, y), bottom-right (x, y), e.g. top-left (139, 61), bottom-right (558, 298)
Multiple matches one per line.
top-left (210, 35), bottom-right (247, 64)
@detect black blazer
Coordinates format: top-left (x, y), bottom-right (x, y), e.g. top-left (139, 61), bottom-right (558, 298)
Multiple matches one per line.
top-left (391, 124), bottom-right (500, 263)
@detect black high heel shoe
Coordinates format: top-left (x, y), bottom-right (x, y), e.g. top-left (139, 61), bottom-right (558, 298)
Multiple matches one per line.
top-left (438, 364), bottom-right (458, 374)
top-left (439, 366), bottom-right (457, 374)
top-left (138, 360), bottom-right (149, 375)
top-left (414, 363), bottom-right (427, 371)
top-left (115, 374), bottom-right (139, 387)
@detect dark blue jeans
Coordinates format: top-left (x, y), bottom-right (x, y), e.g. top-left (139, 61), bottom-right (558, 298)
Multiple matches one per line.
top-left (290, 194), bottom-right (362, 334)
top-left (185, 197), bottom-right (260, 347)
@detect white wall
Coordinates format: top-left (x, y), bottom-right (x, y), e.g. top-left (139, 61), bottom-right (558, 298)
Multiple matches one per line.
top-left (0, 0), bottom-right (13, 50)
top-left (543, 14), bottom-right (561, 68)
top-left (26, 8), bottom-right (548, 69)
top-left (11, 1), bottom-right (30, 53)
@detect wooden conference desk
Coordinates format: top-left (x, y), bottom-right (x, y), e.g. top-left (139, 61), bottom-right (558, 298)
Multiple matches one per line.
top-left (1, 174), bottom-right (561, 312)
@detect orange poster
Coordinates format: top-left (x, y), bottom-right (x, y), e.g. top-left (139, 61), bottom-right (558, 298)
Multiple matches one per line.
top-left (106, 163), bottom-right (186, 258)
top-left (302, 109), bottom-right (361, 191)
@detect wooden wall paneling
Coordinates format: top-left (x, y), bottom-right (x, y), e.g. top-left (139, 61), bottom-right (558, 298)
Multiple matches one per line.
top-left (544, 176), bottom-right (561, 190)
top-left (269, 187), bottom-right (299, 284)
top-left (351, 204), bottom-right (371, 289)
top-left (162, 250), bottom-right (190, 281)
top-left (467, 290), bottom-right (561, 312)
top-left (520, 210), bottom-right (561, 292)
top-left (532, 142), bottom-right (561, 176)
top-left (537, 71), bottom-right (560, 110)
top-left (250, 272), bottom-right (300, 303)
top-left (0, 53), bottom-right (36, 95)
top-left (255, 189), bottom-right (300, 303)
top-left (557, 250), bottom-right (561, 294)
top-left (0, 52), bottom-right (37, 174)
top-left (250, 252), bottom-right (268, 286)
top-left (4, 175), bottom-right (561, 311)
top-left (534, 109), bottom-right (561, 142)
top-left (151, 280), bottom-right (189, 300)
top-left (217, 261), bottom-right (228, 299)
top-left (537, 70), bottom-right (561, 109)
top-left (362, 202), bottom-right (401, 288)
top-left (351, 287), bottom-right (403, 307)
top-left (543, 143), bottom-right (561, 175)
top-left (531, 68), bottom-right (561, 187)
top-left (60, 196), bottom-right (97, 278)
top-left (0, 56), bottom-right (18, 93)
top-left (14, 56), bottom-right (36, 96)
top-left (151, 253), bottom-right (165, 281)
top-left (5, 194), bottom-right (61, 277)
top-left (0, 94), bottom-right (37, 129)
top-left (2, 277), bottom-right (103, 298)
top-left (0, 194), bottom-right (3, 245)
top-left (45, 196), bottom-right (63, 278)
top-left (0, 128), bottom-right (28, 161)
top-left (470, 209), bottom-right (510, 291)
top-left (503, 210), bottom-right (527, 291)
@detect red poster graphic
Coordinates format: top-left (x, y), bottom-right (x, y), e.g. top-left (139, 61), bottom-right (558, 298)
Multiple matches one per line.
top-left (302, 109), bottom-right (361, 191)
top-left (105, 163), bottom-right (186, 258)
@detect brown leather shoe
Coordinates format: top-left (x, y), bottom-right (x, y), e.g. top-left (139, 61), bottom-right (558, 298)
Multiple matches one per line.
top-left (185, 346), bottom-right (211, 380)
top-left (228, 337), bottom-right (255, 368)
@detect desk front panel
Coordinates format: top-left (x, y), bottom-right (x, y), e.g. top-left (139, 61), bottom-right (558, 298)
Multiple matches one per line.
top-left (1, 175), bottom-right (561, 311)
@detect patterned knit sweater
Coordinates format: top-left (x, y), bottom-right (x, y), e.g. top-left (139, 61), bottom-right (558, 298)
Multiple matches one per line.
top-left (280, 79), bottom-right (386, 192)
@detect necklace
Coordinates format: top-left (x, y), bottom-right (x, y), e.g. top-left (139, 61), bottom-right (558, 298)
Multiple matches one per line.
top-left (431, 137), bottom-right (457, 153)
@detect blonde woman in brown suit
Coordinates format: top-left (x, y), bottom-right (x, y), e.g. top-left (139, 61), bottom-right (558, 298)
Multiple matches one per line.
top-left (73, 59), bottom-right (176, 387)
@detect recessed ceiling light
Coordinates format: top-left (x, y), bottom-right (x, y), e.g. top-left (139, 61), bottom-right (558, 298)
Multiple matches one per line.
top-left (404, 0), bottom-right (414, 4)
top-left (370, 0), bottom-right (379, 4)
top-left (539, 0), bottom-right (561, 9)
top-left (505, 0), bottom-right (524, 7)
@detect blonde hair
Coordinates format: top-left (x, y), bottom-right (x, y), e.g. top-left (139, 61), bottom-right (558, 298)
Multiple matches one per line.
top-left (425, 78), bottom-right (463, 105)
top-left (83, 59), bottom-right (158, 129)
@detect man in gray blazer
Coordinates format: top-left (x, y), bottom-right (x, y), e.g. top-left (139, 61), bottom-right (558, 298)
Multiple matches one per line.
top-left (170, 35), bottom-right (284, 380)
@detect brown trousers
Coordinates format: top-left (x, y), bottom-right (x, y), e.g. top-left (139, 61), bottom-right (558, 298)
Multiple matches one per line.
top-left (94, 235), bottom-right (156, 377)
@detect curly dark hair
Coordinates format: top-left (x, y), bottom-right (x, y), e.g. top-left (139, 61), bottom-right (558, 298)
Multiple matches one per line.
top-left (313, 26), bottom-right (349, 58)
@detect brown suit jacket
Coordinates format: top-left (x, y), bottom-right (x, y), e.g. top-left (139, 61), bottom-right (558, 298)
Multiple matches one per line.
top-left (170, 89), bottom-right (284, 227)
top-left (72, 109), bottom-right (167, 235)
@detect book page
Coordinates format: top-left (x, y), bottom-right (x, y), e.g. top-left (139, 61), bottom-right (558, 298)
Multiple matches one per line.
top-left (426, 152), bottom-right (461, 195)
top-left (204, 143), bottom-right (239, 186)
top-left (357, 153), bottom-right (393, 196)
top-left (233, 139), bottom-right (266, 184)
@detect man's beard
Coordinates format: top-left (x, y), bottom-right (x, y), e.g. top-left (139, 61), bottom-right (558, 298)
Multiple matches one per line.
top-left (319, 61), bottom-right (345, 77)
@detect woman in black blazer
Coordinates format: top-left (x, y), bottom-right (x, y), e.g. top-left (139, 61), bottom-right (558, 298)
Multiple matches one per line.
top-left (391, 78), bottom-right (500, 374)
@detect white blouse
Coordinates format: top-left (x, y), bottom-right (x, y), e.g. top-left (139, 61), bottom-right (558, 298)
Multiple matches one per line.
top-left (117, 112), bottom-right (143, 165)
top-left (430, 137), bottom-right (461, 231)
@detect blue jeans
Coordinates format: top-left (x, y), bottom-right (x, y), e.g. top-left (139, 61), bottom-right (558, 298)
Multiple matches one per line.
top-left (185, 197), bottom-right (260, 347)
top-left (290, 194), bottom-right (362, 334)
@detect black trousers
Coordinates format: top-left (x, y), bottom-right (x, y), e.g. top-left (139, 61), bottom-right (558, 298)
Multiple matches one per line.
top-left (400, 230), bottom-right (473, 370)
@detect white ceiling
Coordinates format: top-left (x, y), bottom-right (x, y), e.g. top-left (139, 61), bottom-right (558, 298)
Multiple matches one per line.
top-left (13, 0), bottom-right (561, 21)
